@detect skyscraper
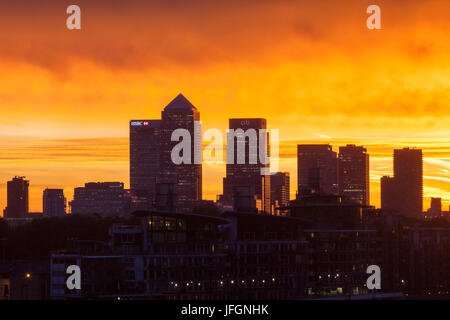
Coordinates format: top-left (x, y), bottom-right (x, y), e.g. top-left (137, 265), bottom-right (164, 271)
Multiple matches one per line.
top-left (5, 176), bottom-right (29, 218)
top-left (270, 172), bottom-right (290, 215)
top-left (381, 148), bottom-right (423, 218)
top-left (129, 119), bottom-right (161, 209)
top-left (297, 145), bottom-right (337, 196)
top-left (338, 144), bottom-right (370, 205)
top-left (130, 94), bottom-right (202, 213)
top-left (159, 94), bottom-right (202, 213)
top-left (223, 118), bottom-right (271, 213)
top-left (43, 188), bottom-right (66, 217)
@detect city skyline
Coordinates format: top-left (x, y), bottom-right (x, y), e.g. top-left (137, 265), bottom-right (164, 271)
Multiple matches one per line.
top-left (0, 108), bottom-right (446, 214)
top-left (0, 0), bottom-right (449, 212)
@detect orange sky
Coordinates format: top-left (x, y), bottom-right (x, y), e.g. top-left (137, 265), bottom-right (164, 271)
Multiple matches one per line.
top-left (0, 0), bottom-right (449, 213)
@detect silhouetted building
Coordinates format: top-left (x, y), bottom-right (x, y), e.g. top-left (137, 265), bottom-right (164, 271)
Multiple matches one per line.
top-left (51, 211), bottom-right (310, 299)
top-left (381, 148), bottom-right (423, 219)
top-left (426, 197), bottom-right (442, 219)
top-left (0, 260), bottom-right (49, 300)
top-left (129, 119), bottom-right (161, 210)
top-left (50, 206), bottom-right (400, 300)
top-left (154, 183), bottom-right (175, 211)
top-left (399, 226), bottom-right (450, 297)
top-left (338, 144), bottom-right (370, 205)
top-left (4, 177), bottom-right (29, 218)
top-left (431, 198), bottom-right (442, 216)
top-left (130, 94), bottom-right (202, 213)
top-left (363, 208), bottom-right (402, 293)
top-left (223, 118), bottom-right (271, 213)
top-left (232, 186), bottom-right (258, 213)
top-left (214, 194), bottom-right (233, 212)
top-left (288, 194), bottom-right (365, 228)
top-left (159, 94), bottom-right (202, 213)
top-left (443, 206), bottom-right (450, 219)
top-left (394, 148), bottom-right (423, 217)
top-left (69, 182), bottom-right (125, 216)
top-left (297, 145), bottom-right (337, 196)
top-left (270, 172), bottom-right (290, 215)
top-left (381, 176), bottom-right (397, 212)
top-left (43, 189), bottom-right (66, 218)
top-left (305, 229), bottom-right (381, 296)
top-left (287, 195), bottom-right (392, 296)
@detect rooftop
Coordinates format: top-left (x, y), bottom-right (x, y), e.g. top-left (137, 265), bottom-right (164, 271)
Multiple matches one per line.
top-left (164, 93), bottom-right (197, 111)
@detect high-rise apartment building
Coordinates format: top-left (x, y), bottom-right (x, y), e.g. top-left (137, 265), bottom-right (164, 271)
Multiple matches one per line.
top-left (5, 176), bottom-right (29, 218)
top-left (297, 145), bottom-right (337, 196)
top-left (338, 144), bottom-right (370, 205)
top-left (43, 188), bottom-right (66, 217)
top-left (223, 118), bottom-right (271, 213)
top-left (381, 148), bottom-right (423, 218)
top-left (394, 148), bottom-right (423, 217)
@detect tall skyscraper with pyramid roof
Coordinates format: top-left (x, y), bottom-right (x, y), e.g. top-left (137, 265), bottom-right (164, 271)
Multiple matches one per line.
top-left (160, 94), bottom-right (202, 212)
top-left (130, 94), bottom-right (202, 213)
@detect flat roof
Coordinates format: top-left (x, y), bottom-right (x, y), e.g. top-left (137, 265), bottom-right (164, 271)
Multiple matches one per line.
top-left (131, 210), bottom-right (230, 225)
top-left (223, 211), bottom-right (314, 225)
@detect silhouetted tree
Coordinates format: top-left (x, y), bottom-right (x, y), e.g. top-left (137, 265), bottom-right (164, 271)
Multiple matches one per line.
top-left (2, 215), bottom-right (138, 259)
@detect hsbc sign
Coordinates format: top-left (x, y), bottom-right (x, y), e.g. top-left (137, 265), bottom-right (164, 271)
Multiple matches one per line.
top-left (131, 121), bottom-right (150, 127)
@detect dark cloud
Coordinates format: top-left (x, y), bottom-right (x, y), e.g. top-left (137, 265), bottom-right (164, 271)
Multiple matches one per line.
top-left (2, 0), bottom-right (448, 73)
